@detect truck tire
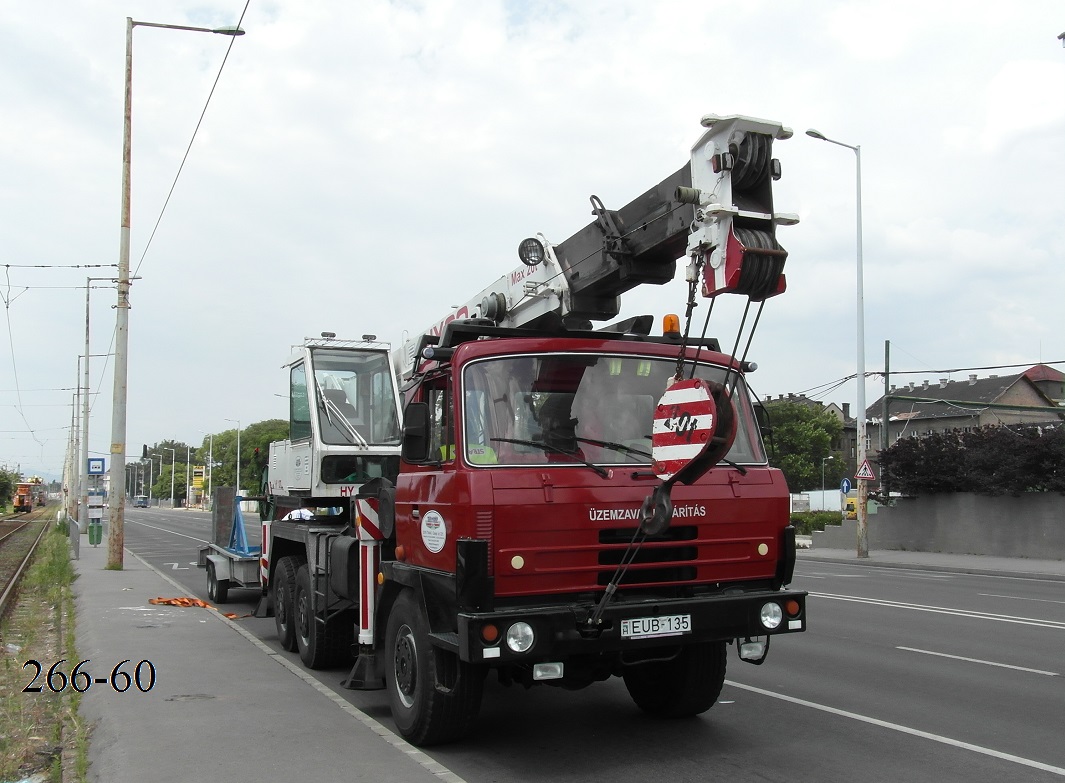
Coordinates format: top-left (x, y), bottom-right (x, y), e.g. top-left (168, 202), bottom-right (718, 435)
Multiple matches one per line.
top-left (622, 641), bottom-right (726, 717)
top-left (207, 562), bottom-right (229, 604)
top-left (294, 564), bottom-right (348, 669)
top-left (273, 556), bottom-right (299, 652)
top-left (385, 589), bottom-right (484, 746)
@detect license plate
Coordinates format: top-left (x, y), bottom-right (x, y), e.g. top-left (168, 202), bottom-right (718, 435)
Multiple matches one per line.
top-left (621, 614), bottom-right (692, 640)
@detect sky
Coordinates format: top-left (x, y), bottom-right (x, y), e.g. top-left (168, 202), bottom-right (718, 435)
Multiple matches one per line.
top-left (2, 0), bottom-right (1064, 481)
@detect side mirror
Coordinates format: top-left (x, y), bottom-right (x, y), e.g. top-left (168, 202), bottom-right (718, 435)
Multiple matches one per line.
top-left (401, 402), bottom-right (430, 463)
top-left (754, 402), bottom-right (775, 458)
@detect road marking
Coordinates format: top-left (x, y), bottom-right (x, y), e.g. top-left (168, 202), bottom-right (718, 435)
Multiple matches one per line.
top-left (812, 592), bottom-right (1065, 631)
top-left (726, 681), bottom-right (1065, 777)
top-left (799, 560), bottom-right (1062, 584)
top-left (126, 519), bottom-right (209, 544)
top-left (164, 562), bottom-right (190, 570)
top-left (979, 593), bottom-right (1065, 606)
top-left (896, 646), bottom-right (1059, 676)
top-left (799, 572), bottom-right (866, 578)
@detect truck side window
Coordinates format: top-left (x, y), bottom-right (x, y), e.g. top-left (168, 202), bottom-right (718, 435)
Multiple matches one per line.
top-left (427, 383), bottom-right (453, 461)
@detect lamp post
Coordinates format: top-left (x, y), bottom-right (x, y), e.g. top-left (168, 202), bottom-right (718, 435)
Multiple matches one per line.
top-left (80, 278), bottom-right (110, 541)
top-left (208, 433), bottom-right (214, 506)
top-left (806, 128), bottom-right (869, 558)
top-left (225, 419), bottom-right (241, 493)
top-left (186, 446), bottom-right (192, 509)
top-left (147, 454), bottom-right (155, 503)
top-left (107, 17), bottom-right (245, 568)
top-left (164, 448), bottom-right (176, 507)
top-left (821, 456), bottom-right (834, 510)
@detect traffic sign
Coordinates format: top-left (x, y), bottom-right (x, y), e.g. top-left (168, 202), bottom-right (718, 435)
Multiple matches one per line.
top-left (87, 458), bottom-right (106, 475)
top-left (855, 459), bottom-right (876, 481)
top-left (840, 478), bottom-right (851, 494)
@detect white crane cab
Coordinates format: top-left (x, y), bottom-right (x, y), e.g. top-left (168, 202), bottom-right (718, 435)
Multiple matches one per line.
top-left (267, 335), bottom-right (403, 506)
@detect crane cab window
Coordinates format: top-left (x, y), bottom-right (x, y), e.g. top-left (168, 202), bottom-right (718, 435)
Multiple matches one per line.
top-left (290, 362), bottom-right (311, 441)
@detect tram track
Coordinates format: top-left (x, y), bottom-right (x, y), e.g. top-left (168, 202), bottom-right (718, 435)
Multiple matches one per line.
top-left (0, 507), bottom-right (54, 621)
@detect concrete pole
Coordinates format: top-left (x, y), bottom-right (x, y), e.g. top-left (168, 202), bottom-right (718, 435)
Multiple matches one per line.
top-left (106, 17), bottom-right (134, 569)
top-left (80, 290), bottom-right (91, 540)
top-left (854, 143), bottom-right (869, 559)
top-left (106, 16), bottom-right (244, 568)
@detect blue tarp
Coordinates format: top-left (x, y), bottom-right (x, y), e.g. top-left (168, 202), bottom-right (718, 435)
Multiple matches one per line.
top-left (226, 496), bottom-right (261, 557)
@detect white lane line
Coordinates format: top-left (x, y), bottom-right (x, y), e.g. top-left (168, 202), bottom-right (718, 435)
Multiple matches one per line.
top-left (726, 680), bottom-right (1065, 777)
top-left (126, 519), bottom-right (209, 544)
top-left (896, 646), bottom-right (1059, 676)
top-left (799, 561), bottom-right (1062, 584)
top-left (812, 592), bottom-right (1065, 631)
top-left (800, 572), bottom-right (866, 578)
top-left (979, 593), bottom-right (1065, 606)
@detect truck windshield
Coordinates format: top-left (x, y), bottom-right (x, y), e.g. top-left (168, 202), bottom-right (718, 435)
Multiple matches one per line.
top-left (461, 353), bottom-right (765, 468)
top-left (310, 349), bottom-right (402, 446)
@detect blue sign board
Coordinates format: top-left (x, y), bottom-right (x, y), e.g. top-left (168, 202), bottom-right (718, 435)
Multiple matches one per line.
top-left (87, 458), bottom-right (106, 475)
top-left (840, 478), bottom-right (851, 494)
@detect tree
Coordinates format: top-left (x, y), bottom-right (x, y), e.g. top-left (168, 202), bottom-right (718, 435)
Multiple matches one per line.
top-left (238, 419), bottom-right (288, 490)
top-left (762, 401), bottom-right (843, 492)
top-left (0, 465), bottom-right (20, 508)
top-left (192, 419), bottom-right (289, 495)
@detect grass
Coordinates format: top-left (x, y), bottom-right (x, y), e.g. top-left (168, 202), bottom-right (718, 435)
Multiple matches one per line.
top-left (0, 525), bottom-right (88, 782)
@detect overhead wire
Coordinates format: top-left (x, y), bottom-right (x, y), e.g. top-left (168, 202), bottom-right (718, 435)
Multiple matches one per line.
top-left (2, 3), bottom-right (249, 468)
top-left (131, 0), bottom-right (251, 281)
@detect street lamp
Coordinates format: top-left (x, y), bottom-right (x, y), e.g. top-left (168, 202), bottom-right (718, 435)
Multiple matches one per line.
top-left (80, 278), bottom-right (111, 541)
top-left (225, 419), bottom-right (241, 493)
top-left (107, 16), bottom-right (246, 569)
top-left (806, 128), bottom-right (869, 558)
top-left (147, 453), bottom-right (159, 503)
top-left (186, 446), bottom-right (192, 509)
top-left (821, 456), bottom-right (834, 510)
top-left (164, 448), bottom-right (176, 506)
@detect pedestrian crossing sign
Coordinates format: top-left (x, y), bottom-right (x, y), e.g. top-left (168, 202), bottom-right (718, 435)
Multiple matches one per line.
top-left (855, 459), bottom-right (876, 481)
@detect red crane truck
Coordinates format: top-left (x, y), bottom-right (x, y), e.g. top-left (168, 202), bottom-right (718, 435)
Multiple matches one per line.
top-left (235, 113), bottom-right (807, 746)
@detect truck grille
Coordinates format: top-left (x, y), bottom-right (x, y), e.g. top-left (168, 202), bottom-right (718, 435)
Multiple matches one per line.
top-left (597, 526), bottom-right (698, 588)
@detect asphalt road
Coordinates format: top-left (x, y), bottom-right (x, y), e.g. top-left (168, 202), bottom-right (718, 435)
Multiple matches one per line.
top-left (120, 507), bottom-right (1065, 782)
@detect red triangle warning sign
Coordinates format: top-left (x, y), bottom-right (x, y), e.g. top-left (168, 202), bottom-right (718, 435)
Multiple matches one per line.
top-left (855, 459), bottom-right (876, 481)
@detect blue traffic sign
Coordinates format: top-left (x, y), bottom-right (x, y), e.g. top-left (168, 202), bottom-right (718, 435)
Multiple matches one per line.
top-left (840, 478), bottom-right (851, 494)
top-left (87, 458), bottom-right (106, 475)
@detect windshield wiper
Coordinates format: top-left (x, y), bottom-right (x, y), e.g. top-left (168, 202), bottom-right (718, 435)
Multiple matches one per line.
top-left (574, 436), bottom-right (651, 460)
top-left (490, 437), bottom-right (609, 479)
top-left (315, 381), bottom-right (369, 449)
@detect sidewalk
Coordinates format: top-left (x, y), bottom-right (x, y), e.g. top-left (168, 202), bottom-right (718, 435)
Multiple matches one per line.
top-left (73, 535), bottom-right (463, 783)
top-left (797, 546), bottom-right (1065, 581)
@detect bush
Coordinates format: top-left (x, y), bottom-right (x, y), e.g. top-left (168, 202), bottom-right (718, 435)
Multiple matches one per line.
top-left (880, 425), bottom-right (1065, 496)
top-left (790, 510), bottom-right (841, 536)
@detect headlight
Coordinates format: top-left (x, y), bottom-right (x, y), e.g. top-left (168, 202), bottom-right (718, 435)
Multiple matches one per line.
top-left (760, 602), bottom-right (783, 630)
top-left (506, 622), bottom-right (535, 653)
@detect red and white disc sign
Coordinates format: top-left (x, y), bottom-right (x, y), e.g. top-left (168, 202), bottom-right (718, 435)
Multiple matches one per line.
top-left (651, 378), bottom-right (717, 481)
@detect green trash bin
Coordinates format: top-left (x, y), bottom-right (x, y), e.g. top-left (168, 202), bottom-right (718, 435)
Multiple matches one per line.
top-left (88, 520), bottom-right (102, 546)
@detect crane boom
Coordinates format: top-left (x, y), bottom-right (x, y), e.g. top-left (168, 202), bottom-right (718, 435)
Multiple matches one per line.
top-left (403, 112), bottom-right (798, 372)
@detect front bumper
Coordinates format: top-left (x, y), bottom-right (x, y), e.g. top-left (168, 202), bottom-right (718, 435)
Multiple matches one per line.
top-left (444, 589), bottom-right (807, 665)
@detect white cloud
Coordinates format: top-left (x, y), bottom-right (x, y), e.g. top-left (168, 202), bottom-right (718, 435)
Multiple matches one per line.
top-left (1, 0), bottom-right (1063, 477)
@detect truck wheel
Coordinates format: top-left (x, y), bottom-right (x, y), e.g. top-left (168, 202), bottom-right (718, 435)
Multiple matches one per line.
top-left (207, 563), bottom-right (229, 604)
top-left (622, 641), bottom-right (726, 717)
top-left (273, 556), bottom-right (299, 651)
top-left (294, 564), bottom-right (347, 669)
top-left (385, 590), bottom-right (484, 746)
